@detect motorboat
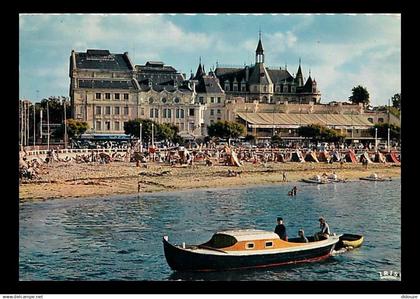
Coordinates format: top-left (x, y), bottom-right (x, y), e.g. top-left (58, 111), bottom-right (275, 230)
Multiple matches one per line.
top-left (359, 173), bottom-right (392, 181)
top-left (163, 229), bottom-right (341, 271)
top-left (301, 175), bottom-right (326, 184)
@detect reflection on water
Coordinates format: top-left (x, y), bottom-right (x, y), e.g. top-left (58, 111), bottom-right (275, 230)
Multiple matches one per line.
top-left (20, 179), bottom-right (401, 281)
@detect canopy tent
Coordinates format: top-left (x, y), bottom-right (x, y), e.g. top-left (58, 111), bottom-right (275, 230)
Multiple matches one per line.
top-left (360, 151), bottom-right (373, 163)
top-left (374, 152), bottom-right (386, 163)
top-left (345, 150), bottom-right (358, 163)
top-left (317, 151), bottom-right (330, 162)
top-left (236, 112), bottom-right (374, 129)
top-left (386, 151), bottom-right (400, 163)
top-left (291, 150), bottom-right (305, 162)
top-left (305, 151), bottom-right (319, 163)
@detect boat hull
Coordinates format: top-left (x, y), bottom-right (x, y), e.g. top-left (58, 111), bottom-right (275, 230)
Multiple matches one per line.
top-left (163, 237), bottom-right (338, 272)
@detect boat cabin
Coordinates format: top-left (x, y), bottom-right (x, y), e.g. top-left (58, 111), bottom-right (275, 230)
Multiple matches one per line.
top-left (200, 229), bottom-right (311, 252)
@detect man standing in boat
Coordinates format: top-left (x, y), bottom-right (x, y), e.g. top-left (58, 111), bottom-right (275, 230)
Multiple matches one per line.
top-left (275, 217), bottom-right (288, 241)
top-left (315, 217), bottom-right (331, 240)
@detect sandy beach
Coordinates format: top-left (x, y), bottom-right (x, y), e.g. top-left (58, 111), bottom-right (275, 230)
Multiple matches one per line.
top-left (19, 160), bottom-right (400, 202)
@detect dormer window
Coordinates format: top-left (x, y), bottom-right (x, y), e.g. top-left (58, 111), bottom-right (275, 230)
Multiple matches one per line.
top-left (224, 80), bottom-right (230, 91)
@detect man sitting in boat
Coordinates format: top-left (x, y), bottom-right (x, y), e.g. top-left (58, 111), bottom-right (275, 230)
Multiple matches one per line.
top-left (274, 217), bottom-right (288, 241)
top-left (297, 229), bottom-right (309, 243)
top-left (314, 217), bottom-right (331, 240)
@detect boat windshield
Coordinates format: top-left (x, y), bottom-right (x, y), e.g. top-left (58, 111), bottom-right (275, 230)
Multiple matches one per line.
top-left (205, 233), bottom-right (237, 248)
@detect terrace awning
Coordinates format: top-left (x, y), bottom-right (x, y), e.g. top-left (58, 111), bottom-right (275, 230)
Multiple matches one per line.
top-left (236, 112), bottom-right (373, 129)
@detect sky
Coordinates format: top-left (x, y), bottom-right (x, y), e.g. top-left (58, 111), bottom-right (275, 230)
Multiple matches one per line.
top-left (19, 14), bottom-right (400, 106)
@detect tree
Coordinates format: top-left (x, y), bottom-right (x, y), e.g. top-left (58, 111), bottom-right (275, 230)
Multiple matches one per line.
top-left (40, 96), bottom-right (71, 125)
top-left (244, 134), bottom-right (256, 144)
top-left (298, 124), bottom-right (345, 142)
top-left (369, 123), bottom-right (400, 141)
top-left (207, 121), bottom-right (245, 144)
top-left (53, 119), bottom-right (89, 139)
top-left (391, 93), bottom-right (401, 110)
top-left (124, 119), bottom-right (182, 144)
top-left (349, 85), bottom-right (370, 107)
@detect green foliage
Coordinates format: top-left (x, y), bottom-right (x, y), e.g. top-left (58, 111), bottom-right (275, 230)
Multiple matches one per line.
top-left (349, 85), bottom-right (370, 106)
top-left (124, 119), bottom-right (182, 144)
top-left (244, 134), bottom-right (256, 143)
top-left (391, 93), bottom-right (401, 110)
top-left (207, 121), bottom-right (245, 141)
top-left (52, 119), bottom-right (89, 139)
top-left (40, 96), bottom-right (71, 124)
top-left (298, 124), bottom-right (345, 142)
top-left (370, 123), bottom-right (400, 140)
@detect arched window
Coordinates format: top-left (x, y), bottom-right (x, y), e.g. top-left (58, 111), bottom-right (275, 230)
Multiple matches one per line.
top-left (368, 117), bottom-right (374, 123)
top-left (149, 97), bottom-right (154, 104)
top-left (378, 118), bottom-right (384, 123)
top-left (174, 97), bottom-right (180, 104)
top-left (161, 97), bottom-right (167, 104)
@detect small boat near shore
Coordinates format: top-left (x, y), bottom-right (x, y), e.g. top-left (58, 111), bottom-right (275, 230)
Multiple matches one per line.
top-left (359, 173), bottom-right (392, 182)
top-left (335, 234), bottom-right (364, 250)
top-left (301, 175), bottom-right (327, 184)
top-left (163, 229), bottom-right (341, 271)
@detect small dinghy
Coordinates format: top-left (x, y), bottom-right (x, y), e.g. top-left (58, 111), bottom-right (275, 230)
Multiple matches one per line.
top-left (301, 175), bottom-right (326, 184)
top-left (163, 229), bottom-right (341, 271)
top-left (335, 234), bottom-right (364, 250)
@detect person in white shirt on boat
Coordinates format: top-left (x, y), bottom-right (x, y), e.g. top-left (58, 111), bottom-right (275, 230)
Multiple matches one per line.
top-left (315, 217), bottom-right (331, 240)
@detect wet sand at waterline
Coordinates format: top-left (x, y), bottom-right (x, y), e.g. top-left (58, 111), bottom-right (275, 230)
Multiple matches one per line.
top-left (19, 161), bottom-right (400, 201)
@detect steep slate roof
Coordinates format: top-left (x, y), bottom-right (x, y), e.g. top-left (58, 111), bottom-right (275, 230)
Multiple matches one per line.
top-left (195, 76), bottom-right (224, 93)
top-left (256, 39), bottom-right (264, 53)
top-left (75, 50), bottom-right (133, 71)
top-left (78, 79), bottom-right (137, 90)
top-left (266, 69), bottom-right (294, 83)
top-left (215, 67), bottom-right (251, 83)
top-left (248, 63), bottom-right (272, 85)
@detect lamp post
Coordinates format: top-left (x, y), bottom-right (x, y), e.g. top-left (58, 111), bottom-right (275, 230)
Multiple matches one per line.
top-left (151, 123), bottom-right (154, 148)
top-left (374, 127), bottom-right (378, 152)
top-left (387, 127), bottom-right (390, 152)
top-left (63, 98), bottom-right (68, 149)
top-left (139, 122), bottom-right (143, 152)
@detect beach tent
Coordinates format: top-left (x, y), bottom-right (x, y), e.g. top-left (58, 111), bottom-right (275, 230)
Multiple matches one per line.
top-left (305, 151), bottom-right (319, 163)
top-left (291, 150), bottom-right (305, 162)
top-left (331, 151), bottom-right (342, 162)
top-left (359, 151), bottom-right (373, 164)
top-left (276, 153), bottom-right (286, 163)
top-left (374, 152), bottom-right (386, 163)
top-left (345, 150), bottom-right (358, 163)
top-left (230, 151), bottom-right (242, 167)
top-left (317, 151), bottom-right (330, 162)
top-left (386, 151), bottom-right (400, 163)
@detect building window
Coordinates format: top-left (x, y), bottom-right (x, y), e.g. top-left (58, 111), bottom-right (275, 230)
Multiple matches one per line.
top-left (210, 109), bottom-right (214, 116)
top-left (154, 108), bottom-right (159, 118)
top-left (141, 108), bottom-right (145, 116)
top-left (96, 93), bottom-right (101, 100)
top-left (224, 81), bottom-right (230, 91)
top-left (96, 121), bottom-right (101, 130)
top-left (124, 107), bottom-right (129, 115)
top-left (210, 120), bottom-right (214, 124)
top-left (233, 84), bottom-right (238, 91)
top-left (217, 109), bottom-right (221, 114)
top-left (167, 109), bottom-right (172, 118)
top-left (96, 106), bottom-right (101, 115)
top-left (180, 109), bottom-right (184, 118)
top-left (161, 97), bottom-right (167, 104)
top-left (105, 121), bottom-right (111, 131)
top-left (378, 118), bottom-right (384, 123)
top-left (189, 122), bottom-right (195, 131)
top-left (163, 108), bottom-right (167, 118)
top-left (313, 88), bottom-right (316, 93)
top-left (105, 93), bottom-right (111, 100)
top-left (174, 97), bottom-right (180, 103)
top-left (189, 108), bottom-right (195, 116)
top-left (115, 93), bottom-right (120, 100)
top-left (105, 106), bottom-right (111, 115)
top-left (368, 117), bottom-right (373, 123)
top-left (241, 85), bottom-right (246, 92)
top-left (210, 97), bottom-right (215, 103)
top-left (114, 121), bottom-right (120, 131)
top-left (150, 108), bottom-right (154, 118)
top-left (114, 107), bottom-right (120, 115)
top-left (149, 97), bottom-right (154, 104)
top-left (246, 242), bottom-right (255, 249)
top-left (123, 122), bottom-right (128, 130)
top-left (199, 96), bottom-right (204, 104)
top-left (217, 117), bottom-right (221, 121)
top-left (124, 93), bottom-right (129, 100)
top-left (217, 97), bottom-right (221, 103)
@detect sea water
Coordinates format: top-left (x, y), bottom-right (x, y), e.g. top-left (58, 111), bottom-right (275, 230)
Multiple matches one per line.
top-left (19, 179), bottom-right (401, 281)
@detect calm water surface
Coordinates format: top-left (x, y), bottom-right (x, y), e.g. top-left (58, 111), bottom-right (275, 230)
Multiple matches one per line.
top-left (19, 179), bottom-right (401, 281)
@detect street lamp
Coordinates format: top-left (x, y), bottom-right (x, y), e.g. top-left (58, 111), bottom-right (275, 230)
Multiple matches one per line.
top-left (151, 123), bottom-right (154, 148)
top-left (63, 97), bottom-right (68, 149)
top-left (139, 122), bottom-right (143, 152)
top-left (387, 127), bottom-right (390, 152)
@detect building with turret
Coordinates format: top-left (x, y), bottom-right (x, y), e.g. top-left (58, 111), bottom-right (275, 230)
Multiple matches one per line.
top-left (214, 34), bottom-right (320, 104)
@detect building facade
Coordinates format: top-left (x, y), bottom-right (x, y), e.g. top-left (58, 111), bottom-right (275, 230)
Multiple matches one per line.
top-left (214, 35), bottom-right (321, 104)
